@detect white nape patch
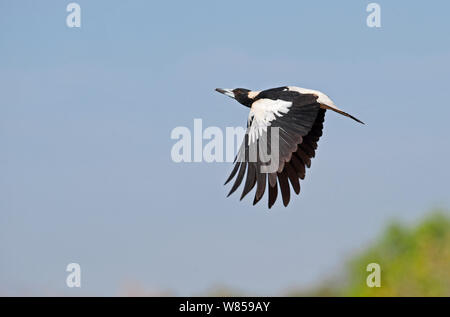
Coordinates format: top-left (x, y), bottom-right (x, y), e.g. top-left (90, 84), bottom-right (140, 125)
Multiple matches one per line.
top-left (248, 90), bottom-right (261, 99)
top-left (247, 98), bottom-right (292, 144)
top-left (287, 86), bottom-right (341, 111)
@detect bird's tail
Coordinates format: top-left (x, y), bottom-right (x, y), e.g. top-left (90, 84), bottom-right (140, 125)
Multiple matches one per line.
top-left (321, 105), bottom-right (364, 124)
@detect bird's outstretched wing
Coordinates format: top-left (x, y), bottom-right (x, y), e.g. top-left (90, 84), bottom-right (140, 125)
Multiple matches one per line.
top-left (225, 89), bottom-right (325, 208)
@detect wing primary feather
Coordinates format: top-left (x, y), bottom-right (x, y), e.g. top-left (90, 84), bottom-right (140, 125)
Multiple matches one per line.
top-left (296, 148), bottom-right (311, 168)
top-left (224, 162), bottom-right (241, 185)
top-left (290, 154), bottom-right (306, 179)
top-left (285, 163), bottom-right (300, 194)
top-left (268, 172), bottom-right (277, 187)
top-left (240, 163), bottom-right (257, 200)
top-left (227, 162), bottom-right (247, 197)
top-left (253, 171), bottom-right (267, 205)
top-left (277, 170), bottom-right (290, 207)
top-left (268, 182), bottom-right (278, 209)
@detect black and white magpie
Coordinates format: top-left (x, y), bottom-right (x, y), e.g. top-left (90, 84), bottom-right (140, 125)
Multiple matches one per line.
top-left (215, 86), bottom-right (363, 208)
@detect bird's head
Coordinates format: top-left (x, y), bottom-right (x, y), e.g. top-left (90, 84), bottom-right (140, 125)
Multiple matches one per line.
top-left (215, 88), bottom-right (253, 107)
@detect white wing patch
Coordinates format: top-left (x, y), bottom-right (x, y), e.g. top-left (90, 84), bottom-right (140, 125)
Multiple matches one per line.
top-left (247, 98), bottom-right (292, 144)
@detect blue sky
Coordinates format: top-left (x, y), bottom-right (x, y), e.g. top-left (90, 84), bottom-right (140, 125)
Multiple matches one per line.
top-left (1, 0), bottom-right (449, 295)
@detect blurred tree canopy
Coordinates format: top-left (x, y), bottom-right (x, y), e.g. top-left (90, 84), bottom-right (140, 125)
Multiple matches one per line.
top-left (341, 210), bottom-right (450, 296)
top-left (276, 210), bottom-right (450, 297)
top-left (205, 210), bottom-right (450, 297)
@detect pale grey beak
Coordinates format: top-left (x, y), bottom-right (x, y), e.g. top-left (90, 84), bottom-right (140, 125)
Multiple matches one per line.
top-left (215, 88), bottom-right (235, 99)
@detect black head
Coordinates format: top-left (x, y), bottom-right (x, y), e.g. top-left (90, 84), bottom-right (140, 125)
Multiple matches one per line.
top-left (215, 88), bottom-right (253, 107)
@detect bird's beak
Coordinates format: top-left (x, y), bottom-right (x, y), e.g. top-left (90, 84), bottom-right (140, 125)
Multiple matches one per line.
top-left (215, 88), bottom-right (235, 99)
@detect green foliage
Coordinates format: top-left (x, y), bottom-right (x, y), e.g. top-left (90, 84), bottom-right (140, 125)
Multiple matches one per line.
top-left (341, 210), bottom-right (450, 296)
top-left (207, 210), bottom-right (450, 297)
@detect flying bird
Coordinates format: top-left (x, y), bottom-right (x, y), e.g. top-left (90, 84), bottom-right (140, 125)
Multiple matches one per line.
top-left (215, 86), bottom-right (363, 208)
